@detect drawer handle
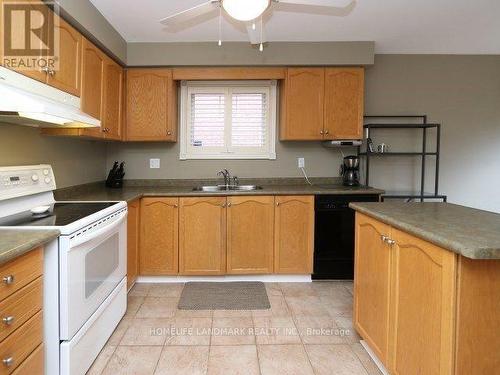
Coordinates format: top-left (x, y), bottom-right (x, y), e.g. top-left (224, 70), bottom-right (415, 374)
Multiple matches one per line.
top-left (2, 275), bottom-right (14, 285)
top-left (2, 357), bottom-right (13, 367)
top-left (381, 235), bottom-right (388, 242)
top-left (386, 239), bottom-right (396, 246)
top-left (2, 316), bottom-right (14, 325)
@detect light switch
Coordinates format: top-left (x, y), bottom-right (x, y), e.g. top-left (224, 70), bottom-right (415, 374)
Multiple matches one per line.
top-left (150, 158), bottom-right (160, 169)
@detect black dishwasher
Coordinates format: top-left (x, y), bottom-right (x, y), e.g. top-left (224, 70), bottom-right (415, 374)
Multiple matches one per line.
top-left (313, 194), bottom-right (379, 280)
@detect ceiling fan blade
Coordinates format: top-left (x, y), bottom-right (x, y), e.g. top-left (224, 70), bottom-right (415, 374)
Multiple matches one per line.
top-left (273, 0), bottom-right (353, 7)
top-left (160, 1), bottom-right (220, 25)
top-left (246, 22), bottom-right (267, 45)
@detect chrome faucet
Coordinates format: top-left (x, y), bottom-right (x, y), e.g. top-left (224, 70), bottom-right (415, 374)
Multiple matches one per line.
top-left (217, 169), bottom-right (231, 188)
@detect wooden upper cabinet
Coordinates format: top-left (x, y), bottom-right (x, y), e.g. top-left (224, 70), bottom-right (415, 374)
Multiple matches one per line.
top-left (226, 196), bottom-right (274, 274)
top-left (47, 15), bottom-right (81, 96)
top-left (274, 195), bottom-right (314, 274)
top-left (280, 68), bottom-right (325, 140)
top-left (80, 37), bottom-right (104, 122)
top-left (102, 55), bottom-right (123, 140)
top-left (179, 197), bottom-right (226, 275)
top-left (127, 199), bottom-right (140, 289)
top-left (140, 197), bottom-right (179, 275)
top-left (390, 228), bottom-right (456, 375)
top-left (125, 68), bottom-right (177, 141)
top-left (353, 213), bottom-right (392, 365)
top-left (324, 67), bottom-right (364, 140)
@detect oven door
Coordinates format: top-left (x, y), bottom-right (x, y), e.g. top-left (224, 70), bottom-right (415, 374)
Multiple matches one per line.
top-left (59, 209), bottom-right (127, 340)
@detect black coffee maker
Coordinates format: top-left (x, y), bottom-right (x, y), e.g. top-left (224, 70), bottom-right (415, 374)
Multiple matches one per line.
top-left (340, 155), bottom-right (360, 186)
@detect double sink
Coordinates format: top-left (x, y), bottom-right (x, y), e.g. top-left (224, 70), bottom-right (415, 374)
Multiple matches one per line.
top-left (193, 185), bottom-right (263, 192)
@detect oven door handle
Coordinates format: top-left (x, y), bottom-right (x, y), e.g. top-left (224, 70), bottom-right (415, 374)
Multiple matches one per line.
top-left (69, 211), bottom-right (127, 248)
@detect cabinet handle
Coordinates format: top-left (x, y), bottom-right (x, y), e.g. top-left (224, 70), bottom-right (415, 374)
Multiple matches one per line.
top-left (325, 130), bottom-right (329, 135)
top-left (173, 204), bottom-right (178, 208)
top-left (2, 357), bottom-right (13, 367)
top-left (2, 316), bottom-right (14, 325)
top-left (48, 69), bottom-right (55, 76)
top-left (387, 239), bottom-right (396, 246)
top-left (227, 202), bottom-right (232, 207)
top-left (221, 203), bottom-right (226, 208)
top-left (320, 130), bottom-right (324, 135)
top-left (381, 235), bottom-right (388, 242)
top-left (2, 275), bottom-right (14, 285)
top-left (167, 131), bottom-right (172, 136)
top-left (276, 202), bottom-right (280, 206)
top-left (41, 67), bottom-right (49, 74)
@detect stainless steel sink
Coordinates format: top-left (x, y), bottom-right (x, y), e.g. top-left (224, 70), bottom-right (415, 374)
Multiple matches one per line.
top-left (193, 185), bottom-right (263, 192)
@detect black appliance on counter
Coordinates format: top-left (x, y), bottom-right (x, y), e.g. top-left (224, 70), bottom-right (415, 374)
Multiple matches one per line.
top-left (313, 194), bottom-right (379, 280)
top-left (340, 155), bottom-right (360, 186)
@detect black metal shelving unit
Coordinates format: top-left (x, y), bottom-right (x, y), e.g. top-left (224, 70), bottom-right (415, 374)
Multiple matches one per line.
top-left (358, 115), bottom-right (447, 202)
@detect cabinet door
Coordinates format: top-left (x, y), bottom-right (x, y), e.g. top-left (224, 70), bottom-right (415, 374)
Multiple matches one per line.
top-left (179, 197), bottom-right (226, 275)
top-left (80, 37), bottom-right (104, 124)
top-left (274, 195), bottom-right (314, 274)
top-left (324, 67), bottom-right (364, 140)
top-left (140, 197), bottom-right (179, 275)
top-left (102, 55), bottom-right (123, 140)
top-left (126, 68), bottom-right (176, 141)
top-left (127, 199), bottom-right (140, 289)
top-left (390, 229), bottom-right (456, 375)
top-left (47, 15), bottom-right (81, 96)
top-left (353, 213), bottom-right (392, 365)
top-left (280, 68), bottom-right (324, 140)
top-left (0, 0), bottom-right (48, 83)
top-left (226, 196), bottom-right (274, 274)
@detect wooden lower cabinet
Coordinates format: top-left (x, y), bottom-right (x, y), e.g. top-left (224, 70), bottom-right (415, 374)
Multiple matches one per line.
top-left (454, 258), bottom-right (500, 375)
top-left (354, 214), bottom-right (500, 375)
top-left (353, 213), bottom-right (392, 365)
top-left (274, 196), bottom-right (314, 274)
top-left (179, 197), bottom-right (226, 275)
top-left (390, 228), bottom-right (456, 375)
top-left (226, 196), bottom-right (274, 274)
top-left (140, 197), bottom-right (179, 275)
top-left (127, 199), bottom-right (140, 288)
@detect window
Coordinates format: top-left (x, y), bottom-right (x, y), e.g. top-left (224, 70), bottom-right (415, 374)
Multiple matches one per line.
top-left (180, 80), bottom-right (277, 159)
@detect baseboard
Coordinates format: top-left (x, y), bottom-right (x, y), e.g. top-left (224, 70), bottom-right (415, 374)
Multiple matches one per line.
top-left (360, 340), bottom-right (390, 375)
top-left (136, 275), bottom-right (312, 283)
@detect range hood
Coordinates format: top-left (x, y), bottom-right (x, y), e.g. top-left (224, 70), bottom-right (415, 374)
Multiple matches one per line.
top-left (0, 67), bottom-right (100, 128)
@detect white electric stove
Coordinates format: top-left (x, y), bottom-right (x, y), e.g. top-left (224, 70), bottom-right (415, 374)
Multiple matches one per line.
top-left (0, 165), bottom-right (127, 375)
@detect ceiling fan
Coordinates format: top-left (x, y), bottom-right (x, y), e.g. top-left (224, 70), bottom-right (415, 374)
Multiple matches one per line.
top-left (160, 0), bottom-right (355, 51)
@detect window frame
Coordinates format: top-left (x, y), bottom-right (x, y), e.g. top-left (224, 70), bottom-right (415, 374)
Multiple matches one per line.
top-left (179, 80), bottom-right (277, 160)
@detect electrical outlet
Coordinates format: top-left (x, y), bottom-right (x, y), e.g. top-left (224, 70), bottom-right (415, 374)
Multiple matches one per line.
top-left (298, 157), bottom-right (305, 168)
top-left (149, 158), bottom-right (160, 169)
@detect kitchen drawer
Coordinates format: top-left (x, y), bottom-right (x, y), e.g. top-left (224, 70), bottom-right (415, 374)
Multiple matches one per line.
top-left (0, 311), bottom-right (42, 374)
top-left (0, 248), bottom-right (43, 301)
top-left (0, 278), bottom-right (42, 342)
top-left (11, 344), bottom-right (43, 375)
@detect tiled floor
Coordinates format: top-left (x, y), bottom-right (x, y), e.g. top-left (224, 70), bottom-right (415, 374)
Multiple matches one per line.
top-left (87, 282), bottom-right (382, 375)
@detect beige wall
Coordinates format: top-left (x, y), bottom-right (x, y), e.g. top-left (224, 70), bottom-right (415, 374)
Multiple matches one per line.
top-left (0, 124), bottom-right (106, 188)
top-left (55, 0), bottom-right (127, 63)
top-left (364, 55), bottom-right (500, 212)
top-left (127, 42), bottom-right (374, 66)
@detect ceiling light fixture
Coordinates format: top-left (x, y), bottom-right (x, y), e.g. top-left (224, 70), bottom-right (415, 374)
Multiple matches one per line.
top-left (222, 0), bottom-right (270, 22)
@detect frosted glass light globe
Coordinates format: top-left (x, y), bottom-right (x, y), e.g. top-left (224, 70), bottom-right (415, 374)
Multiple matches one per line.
top-left (222, 0), bottom-right (270, 21)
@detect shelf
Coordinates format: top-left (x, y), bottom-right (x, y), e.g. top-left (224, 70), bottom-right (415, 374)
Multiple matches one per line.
top-left (382, 191), bottom-right (447, 202)
top-left (363, 123), bottom-right (440, 129)
top-left (359, 152), bottom-right (438, 156)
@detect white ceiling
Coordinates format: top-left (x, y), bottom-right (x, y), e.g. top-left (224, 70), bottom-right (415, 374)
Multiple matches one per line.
top-left (89, 0), bottom-right (500, 54)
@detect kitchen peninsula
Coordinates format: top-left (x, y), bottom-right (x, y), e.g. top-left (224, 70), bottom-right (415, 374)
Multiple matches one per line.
top-left (350, 202), bottom-right (500, 375)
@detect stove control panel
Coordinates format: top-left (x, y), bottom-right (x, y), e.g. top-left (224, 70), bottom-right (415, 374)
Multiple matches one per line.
top-left (0, 165), bottom-right (56, 201)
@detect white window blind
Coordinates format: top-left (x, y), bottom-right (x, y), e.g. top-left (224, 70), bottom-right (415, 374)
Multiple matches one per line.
top-left (180, 81), bottom-right (277, 160)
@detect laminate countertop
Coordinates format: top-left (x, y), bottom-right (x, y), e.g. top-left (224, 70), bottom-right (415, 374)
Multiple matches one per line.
top-left (350, 202), bottom-right (500, 260)
top-left (0, 229), bottom-right (60, 266)
top-left (55, 179), bottom-right (384, 203)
